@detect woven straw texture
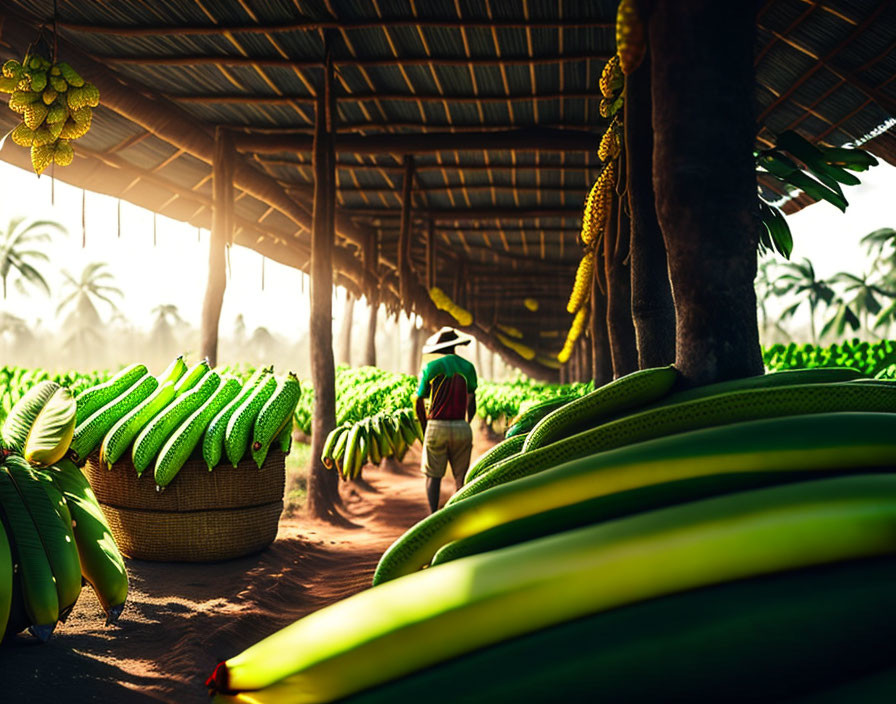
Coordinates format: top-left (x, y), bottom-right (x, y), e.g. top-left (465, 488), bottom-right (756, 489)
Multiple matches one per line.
top-left (84, 451), bottom-right (286, 511)
top-left (83, 450), bottom-right (286, 562)
top-left (100, 501), bottom-right (283, 562)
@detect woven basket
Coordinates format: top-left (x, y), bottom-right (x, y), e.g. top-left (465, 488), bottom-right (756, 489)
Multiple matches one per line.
top-left (83, 450), bottom-right (286, 562)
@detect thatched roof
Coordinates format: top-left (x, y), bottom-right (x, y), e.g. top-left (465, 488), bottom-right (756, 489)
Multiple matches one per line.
top-left (0, 0), bottom-right (892, 369)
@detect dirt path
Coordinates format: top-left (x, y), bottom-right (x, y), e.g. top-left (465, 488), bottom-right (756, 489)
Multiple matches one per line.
top-left (1, 430), bottom-right (497, 703)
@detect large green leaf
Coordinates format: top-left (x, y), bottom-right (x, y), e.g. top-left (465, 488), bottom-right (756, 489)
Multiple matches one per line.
top-left (1, 381), bottom-right (60, 452)
top-left (23, 387), bottom-right (77, 467)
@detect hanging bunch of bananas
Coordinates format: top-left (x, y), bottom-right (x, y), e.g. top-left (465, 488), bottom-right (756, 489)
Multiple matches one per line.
top-left (566, 250), bottom-right (595, 315)
top-left (558, 307), bottom-right (590, 364)
top-left (1, 52), bottom-right (99, 175)
top-left (429, 287), bottom-right (473, 327)
top-left (321, 409), bottom-right (423, 480)
top-left (616, 0), bottom-right (646, 75)
top-left (496, 332), bottom-right (535, 361)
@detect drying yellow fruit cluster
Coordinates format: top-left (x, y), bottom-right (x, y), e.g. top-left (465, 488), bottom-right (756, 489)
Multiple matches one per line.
top-left (2, 54), bottom-right (98, 174)
top-left (566, 250), bottom-right (595, 315)
top-left (581, 160), bottom-right (616, 247)
top-left (558, 307), bottom-right (589, 364)
top-left (523, 298), bottom-right (539, 312)
top-left (497, 324), bottom-right (523, 340)
top-left (496, 332), bottom-right (535, 361)
top-left (616, 0), bottom-right (646, 75)
top-left (599, 55), bottom-right (623, 98)
top-left (428, 287), bottom-right (473, 327)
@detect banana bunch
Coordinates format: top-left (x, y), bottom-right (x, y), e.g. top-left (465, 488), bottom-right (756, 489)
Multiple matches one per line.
top-left (66, 357), bottom-right (300, 487)
top-left (598, 116), bottom-right (622, 163)
top-left (207, 367), bottom-right (896, 702)
top-left (580, 160), bottom-right (615, 247)
top-left (557, 306), bottom-right (589, 364)
top-left (1, 52), bottom-right (98, 175)
top-left (428, 287), bottom-right (473, 327)
top-left (495, 332), bottom-right (535, 361)
top-left (566, 250), bottom-right (594, 314)
top-left (615, 0), bottom-right (646, 75)
top-left (321, 408), bottom-right (423, 480)
top-left (0, 378), bottom-right (128, 641)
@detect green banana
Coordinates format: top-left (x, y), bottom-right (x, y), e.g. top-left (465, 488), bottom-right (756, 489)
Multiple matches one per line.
top-left (204, 367), bottom-right (272, 470)
top-left (99, 380), bottom-right (177, 468)
top-left (523, 365), bottom-right (678, 451)
top-left (0, 462), bottom-right (58, 640)
top-left (377, 412), bottom-right (896, 583)
top-left (225, 375), bottom-right (278, 467)
top-left (132, 372), bottom-right (221, 475)
top-left (47, 459), bottom-right (127, 622)
top-left (210, 474), bottom-right (896, 699)
top-left (251, 374), bottom-right (302, 468)
top-left (154, 378), bottom-right (241, 487)
top-left (464, 434), bottom-right (526, 484)
top-left (321, 424), bottom-right (349, 468)
top-left (69, 372), bottom-right (158, 463)
top-left (173, 359), bottom-right (210, 396)
top-left (74, 363), bottom-right (147, 424)
top-left (1, 380), bottom-right (61, 452)
top-left (0, 518), bottom-right (11, 638)
top-left (22, 386), bottom-right (77, 467)
top-left (157, 355), bottom-right (187, 386)
top-left (234, 558), bottom-right (896, 704)
top-left (4, 455), bottom-right (81, 618)
top-left (455, 382), bottom-right (896, 504)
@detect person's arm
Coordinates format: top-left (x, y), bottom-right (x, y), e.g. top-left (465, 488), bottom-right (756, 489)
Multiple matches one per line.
top-left (466, 392), bottom-right (476, 423)
top-left (415, 396), bottom-right (427, 434)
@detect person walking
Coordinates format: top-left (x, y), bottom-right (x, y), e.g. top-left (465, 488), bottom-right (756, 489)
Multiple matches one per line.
top-left (414, 328), bottom-right (477, 513)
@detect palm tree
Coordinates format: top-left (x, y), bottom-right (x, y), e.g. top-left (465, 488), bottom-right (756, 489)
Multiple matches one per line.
top-left (776, 258), bottom-right (836, 343)
top-left (861, 227), bottom-right (896, 274)
top-left (826, 271), bottom-right (896, 337)
top-left (149, 304), bottom-right (185, 354)
top-left (57, 262), bottom-right (123, 355)
top-left (0, 216), bottom-right (66, 299)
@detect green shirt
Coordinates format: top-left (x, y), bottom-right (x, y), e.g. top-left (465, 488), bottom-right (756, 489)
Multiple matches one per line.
top-left (417, 354), bottom-right (478, 420)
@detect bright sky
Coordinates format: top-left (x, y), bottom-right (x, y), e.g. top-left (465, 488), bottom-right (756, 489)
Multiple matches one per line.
top-left (0, 157), bottom-right (893, 342)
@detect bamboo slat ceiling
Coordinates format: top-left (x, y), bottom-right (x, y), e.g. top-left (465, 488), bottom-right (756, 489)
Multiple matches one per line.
top-left (0, 0), bottom-right (893, 365)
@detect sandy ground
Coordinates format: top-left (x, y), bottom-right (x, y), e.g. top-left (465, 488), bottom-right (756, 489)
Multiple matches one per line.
top-left (0, 429), bottom-right (497, 704)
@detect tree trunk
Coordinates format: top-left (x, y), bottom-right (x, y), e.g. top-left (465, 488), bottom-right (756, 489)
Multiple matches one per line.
top-left (625, 51), bottom-right (675, 369)
top-left (604, 192), bottom-right (639, 379)
top-left (581, 336), bottom-right (594, 382)
top-left (337, 290), bottom-right (355, 366)
top-left (648, 0), bottom-right (763, 386)
top-left (408, 321), bottom-right (425, 374)
top-left (200, 127), bottom-right (233, 368)
top-left (591, 264), bottom-right (614, 386)
top-left (363, 297), bottom-right (377, 367)
top-left (306, 49), bottom-right (343, 521)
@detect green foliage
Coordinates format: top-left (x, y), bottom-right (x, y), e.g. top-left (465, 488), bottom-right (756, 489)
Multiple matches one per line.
top-left (476, 378), bottom-right (594, 432)
top-left (0, 366), bottom-right (109, 423)
top-left (763, 339), bottom-right (896, 378)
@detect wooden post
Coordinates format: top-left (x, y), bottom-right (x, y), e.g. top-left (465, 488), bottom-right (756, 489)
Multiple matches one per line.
top-left (307, 45), bottom-right (342, 521)
top-left (591, 259), bottom-right (613, 386)
top-left (604, 190), bottom-right (638, 379)
top-left (363, 296), bottom-right (378, 367)
top-left (398, 155), bottom-right (415, 304)
top-left (200, 126), bottom-right (233, 368)
top-left (648, 0), bottom-right (763, 386)
top-left (425, 216), bottom-right (435, 290)
top-left (337, 290), bottom-right (355, 366)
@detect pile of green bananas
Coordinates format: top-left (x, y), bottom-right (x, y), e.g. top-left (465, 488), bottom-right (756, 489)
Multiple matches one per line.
top-left (1, 366), bottom-right (110, 423)
top-left (293, 366), bottom-right (418, 436)
top-left (764, 339), bottom-right (896, 378)
top-left (476, 377), bottom-right (592, 432)
top-left (207, 365), bottom-right (896, 702)
top-left (0, 380), bottom-right (128, 642)
top-left (1, 51), bottom-right (99, 174)
top-left (320, 409), bottom-right (423, 480)
top-left (68, 358), bottom-right (301, 488)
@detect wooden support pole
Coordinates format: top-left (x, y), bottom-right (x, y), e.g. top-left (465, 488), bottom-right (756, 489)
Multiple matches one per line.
top-left (307, 43), bottom-right (342, 521)
top-left (337, 290), bottom-right (355, 367)
top-left (398, 155), bottom-right (415, 304)
top-left (425, 216), bottom-right (435, 290)
top-left (364, 298), bottom-right (378, 368)
top-left (200, 127), bottom-right (233, 368)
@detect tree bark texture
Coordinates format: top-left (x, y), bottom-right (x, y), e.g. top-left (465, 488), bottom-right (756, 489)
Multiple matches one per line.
top-left (307, 48), bottom-right (343, 521)
top-left (647, 0), bottom-right (763, 386)
top-left (337, 290), bottom-right (355, 366)
top-left (604, 190), bottom-right (639, 379)
top-left (625, 50), bottom-right (675, 369)
top-left (591, 266), bottom-right (614, 387)
top-left (200, 127), bottom-right (233, 368)
top-left (363, 297), bottom-right (377, 367)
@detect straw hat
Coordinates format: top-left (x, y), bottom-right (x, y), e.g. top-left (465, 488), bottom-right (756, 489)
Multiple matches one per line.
top-left (422, 327), bottom-right (471, 354)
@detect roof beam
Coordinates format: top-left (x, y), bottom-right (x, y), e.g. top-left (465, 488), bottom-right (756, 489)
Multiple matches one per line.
top-left (233, 128), bottom-right (598, 155)
top-left (170, 91), bottom-right (599, 105)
